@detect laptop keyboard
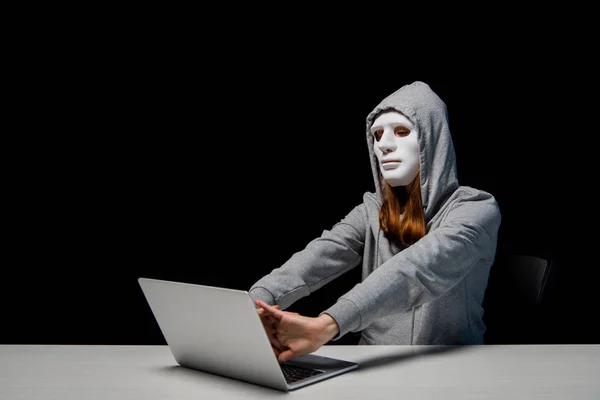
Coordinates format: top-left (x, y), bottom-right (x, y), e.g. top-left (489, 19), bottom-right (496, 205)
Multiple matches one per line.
top-left (281, 364), bottom-right (324, 384)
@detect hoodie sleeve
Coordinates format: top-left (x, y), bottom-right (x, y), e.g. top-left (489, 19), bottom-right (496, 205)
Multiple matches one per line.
top-left (321, 194), bottom-right (501, 339)
top-left (248, 203), bottom-right (367, 310)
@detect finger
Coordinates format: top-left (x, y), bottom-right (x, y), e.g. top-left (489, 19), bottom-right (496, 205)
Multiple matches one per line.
top-left (257, 309), bottom-right (272, 324)
top-left (268, 333), bottom-right (284, 351)
top-left (278, 348), bottom-right (296, 364)
top-left (255, 300), bottom-right (286, 320)
top-left (257, 308), bottom-right (271, 320)
top-left (255, 300), bottom-right (280, 311)
top-left (272, 346), bottom-right (281, 358)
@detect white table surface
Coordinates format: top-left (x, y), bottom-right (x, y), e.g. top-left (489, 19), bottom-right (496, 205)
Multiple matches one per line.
top-left (1, 344), bottom-right (599, 399)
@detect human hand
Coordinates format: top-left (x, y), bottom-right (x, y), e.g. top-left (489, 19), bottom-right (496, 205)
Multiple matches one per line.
top-left (255, 299), bottom-right (340, 364)
top-left (256, 302), bottom-right (284, 357)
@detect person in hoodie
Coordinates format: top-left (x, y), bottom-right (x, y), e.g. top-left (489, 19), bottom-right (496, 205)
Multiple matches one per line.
top-left (251, 81), bottom-right (501, 364)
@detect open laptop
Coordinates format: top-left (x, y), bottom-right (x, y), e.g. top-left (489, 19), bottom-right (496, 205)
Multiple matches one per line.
top-left (138, 277), bottom-right (359, 391)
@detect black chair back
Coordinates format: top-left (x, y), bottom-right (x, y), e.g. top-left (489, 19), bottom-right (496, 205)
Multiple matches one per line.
top-left (482, 250), bottom-right (556, 344)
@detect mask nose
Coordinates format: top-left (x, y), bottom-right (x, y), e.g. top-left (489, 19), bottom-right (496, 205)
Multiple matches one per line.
top-left (377, 129), bottom-right (396, 154)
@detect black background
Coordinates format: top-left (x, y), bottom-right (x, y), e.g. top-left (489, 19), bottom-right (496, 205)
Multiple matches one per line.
top-left (4, 18), bottom-right (598, 345)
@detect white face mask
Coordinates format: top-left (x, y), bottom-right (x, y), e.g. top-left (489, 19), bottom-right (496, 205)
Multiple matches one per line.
top-left (371, 111), bottom-right (420, 187)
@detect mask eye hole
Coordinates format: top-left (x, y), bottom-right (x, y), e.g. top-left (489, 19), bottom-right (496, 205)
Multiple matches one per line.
top-left (372, 129), bottom-right (383, 141)
top-left (394, 127), bottom-right (410, 137)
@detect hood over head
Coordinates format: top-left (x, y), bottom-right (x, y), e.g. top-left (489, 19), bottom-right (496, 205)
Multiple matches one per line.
top-left (366, 81), bottom-right (459, 222)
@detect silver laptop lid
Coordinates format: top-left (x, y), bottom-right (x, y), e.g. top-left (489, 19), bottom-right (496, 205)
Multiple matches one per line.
top-left (138, 277), bottom-right (289, 391)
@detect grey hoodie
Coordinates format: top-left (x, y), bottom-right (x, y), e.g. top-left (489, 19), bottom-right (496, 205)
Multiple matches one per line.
top-left (249, 81), bottom-right (501, 345)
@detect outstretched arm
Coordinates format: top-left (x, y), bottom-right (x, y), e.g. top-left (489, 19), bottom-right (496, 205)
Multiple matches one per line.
top-left (323, 196), bottom-right (502, 339)
top-left (248, 203), bottom-right (368, 310)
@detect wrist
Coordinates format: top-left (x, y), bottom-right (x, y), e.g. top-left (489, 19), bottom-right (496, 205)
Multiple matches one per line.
top-left (317, 313), bottom-right (340, 342)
